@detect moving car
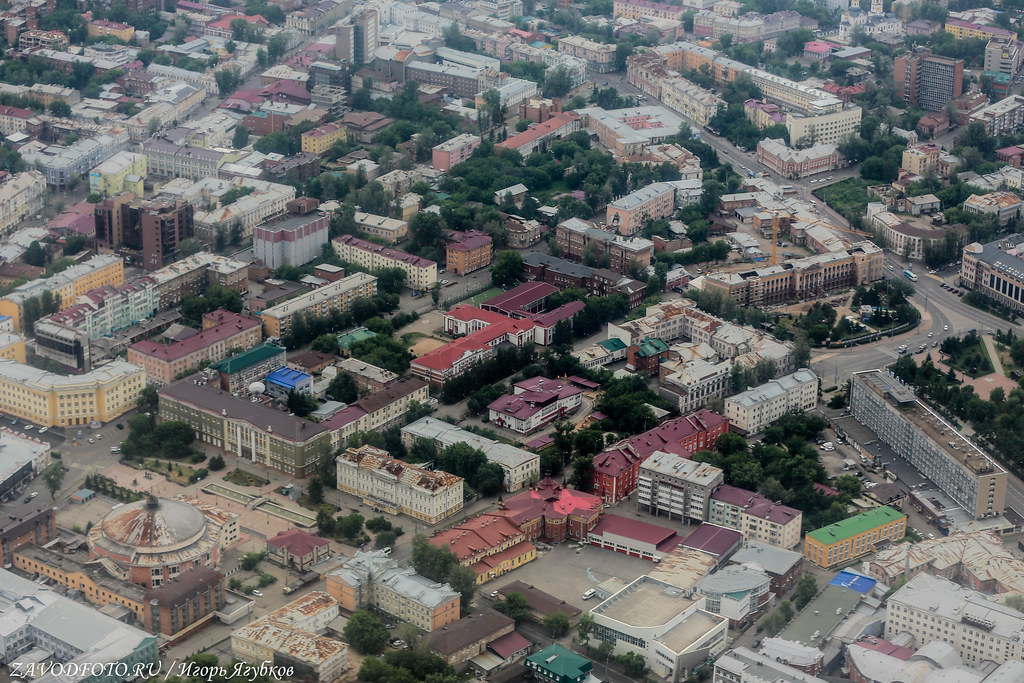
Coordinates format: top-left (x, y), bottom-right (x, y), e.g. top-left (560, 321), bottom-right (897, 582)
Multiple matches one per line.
top-left (582, 589), bottom-right (597, 600)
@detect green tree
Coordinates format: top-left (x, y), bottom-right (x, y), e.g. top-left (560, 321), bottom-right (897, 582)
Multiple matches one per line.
top-left (577, 613), bottom-right (595, 644)
top-left (447, 564), bottom-right (478, 616)
top-left (490, 250), bottom-right (523, 287)
top-left (317, 507), bottom-right (335, 536)
top-left (344, 610), bottom-right (390, 654)
top-left (311, 333), bottom-right (340, 354)
top-left (48, 100), bottom-right (71, 117)
top-left (327, 372), bottom-right (358, 403)
top-left (494, 592), bottom-right (531, 625)
top-left (208, 454), bottom-right (226, 471)
top-left (335, 513), bottom-right (364, 539)
top-left (412, 533), bottom-right (456, 582)
top-left (42, 462), bottom-right (64, 499)
top-left (232, 124), bottom-right (249, 149)
top-left (240, 551), bottom-right (264, 570)
top-left (543, 612), bottom-right (571, 637)
top-left (307, 475), bottom-right (324, 504)
top-left (793, 574), bottom-right (818, 611)
top-left (214, 66), bottom-right (242, 95)
top-left (286, 390), bottom-right (318, 417)
top-left (24, 241), bottom-right (45, 267)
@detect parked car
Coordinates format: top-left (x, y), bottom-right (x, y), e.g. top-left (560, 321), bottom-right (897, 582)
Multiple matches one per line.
top-left (252, 590), bottom-right (263, 597)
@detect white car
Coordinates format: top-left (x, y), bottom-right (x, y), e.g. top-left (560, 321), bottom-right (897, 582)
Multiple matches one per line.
top-left (252, 590), bottom-right (263, 597)
top-left (440, 279), bottom-right (449, 285)
top-left (928, 332), bottom-right (933, 337)
top-left (29, 492), bottom-right (38, 498)
top-left (944, 325), bottom-right (949, 331)
top-left (87, 438), bottom-right (94, 444)
top-left (38, 427), bottom-right (47, 434)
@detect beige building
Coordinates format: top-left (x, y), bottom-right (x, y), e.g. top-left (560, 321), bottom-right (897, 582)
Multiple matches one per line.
top-left (0, 172), bottom-right (46, 238)
top-left (661, 77), bottom-right (723, 127)
top-left (963, 191), bottom-right (1023, 225)
top-left (332, 235), bottom-right (436, 290)
top-left (260, 273), bottom-right (377, 338)
top-left (354, 212), bottom-right (408, 244)
top-left (0, 255), bottom-right (124, 332)
top-left (0, 359), bottom-right (145, 427)
top-left (785, 106), bottom-right (862, 147)
top-left (336, 445), bottom-right (463, 524)
top-left (557, 35), bottom-right (617, 72)
top-left (724, 368), bottom-right (819, 435)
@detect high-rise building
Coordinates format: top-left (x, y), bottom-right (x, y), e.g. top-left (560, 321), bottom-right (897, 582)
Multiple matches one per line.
top-left (336, 9), bottom-right (377, 66)
top-left (893, 47), bottom-right (964, 111)
top-left (95, 194), bottom-right (195, 271)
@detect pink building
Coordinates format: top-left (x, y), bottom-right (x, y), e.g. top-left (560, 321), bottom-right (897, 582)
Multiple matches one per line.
top-left (432, 134), bottom-right (481, 172)
top-left (756, 138), bottom-right (840, 179)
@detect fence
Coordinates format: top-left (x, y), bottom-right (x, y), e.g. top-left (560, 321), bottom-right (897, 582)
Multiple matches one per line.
top-left (827, 320), bottom-right (917, 348)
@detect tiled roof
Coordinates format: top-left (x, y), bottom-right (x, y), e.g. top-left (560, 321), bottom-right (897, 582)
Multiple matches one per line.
top-left (129, 311), bottom-right (259, 362)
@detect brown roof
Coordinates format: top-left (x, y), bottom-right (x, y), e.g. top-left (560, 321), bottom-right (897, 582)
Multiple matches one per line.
top-left (288, 350), bottom-right (335, 372)
top-left (497, 580), bottom-right (582, 620)
top-left (356, 375), bottom-right (427, 414)
top-left (427, 609), bottom-right (514, 655)
top-left (145, 567), bottom-right (223, 604)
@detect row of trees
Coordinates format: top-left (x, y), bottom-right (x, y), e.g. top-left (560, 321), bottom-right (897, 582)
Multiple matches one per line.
top-left (434, 443), bottom-right (505, 495)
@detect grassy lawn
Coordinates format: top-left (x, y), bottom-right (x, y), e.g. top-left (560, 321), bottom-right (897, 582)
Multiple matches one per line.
top-left (129, 460), bottom-right (203, 486)
top-left (943, 338), bottom-right (994, 378)
top-left (813, 178), bottom-right (874, 223)
top-left (466, 287), bottom-right (504, 306)
top-left (225, 469), bottom-right (269, 487)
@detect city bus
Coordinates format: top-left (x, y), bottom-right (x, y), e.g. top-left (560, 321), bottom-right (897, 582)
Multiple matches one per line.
top-left (904, 269), bottom-right (918, 282)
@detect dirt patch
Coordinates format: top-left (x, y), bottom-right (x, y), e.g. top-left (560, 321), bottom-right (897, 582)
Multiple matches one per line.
top-left (409, 338), bottom-right (447, 357)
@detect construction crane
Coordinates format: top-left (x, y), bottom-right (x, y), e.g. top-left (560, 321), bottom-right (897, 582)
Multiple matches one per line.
top-left (771, 211), bottom-right (780, 265)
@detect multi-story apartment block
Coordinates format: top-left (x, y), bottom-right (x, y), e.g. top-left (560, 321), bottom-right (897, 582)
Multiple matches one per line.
top-left (984, 36), bottom-right (1023, 77)
top-left (556, 218), bottom-right (655, 271)
top-left (335, 8), bottom-right (378, 66)
top-left (557, 35), bottom-right (617, 73)
top-left (901, 142), bottom-right (943, 176)
top-left (260, 273), bottom-right (377, 338)
top-left (327, 550), bottom-right (461, 632)
top-left (498, 111), bottom-right (583, 156)
top-left (637, 452), bottom-right (724, 522)
top-left (785, 106), bottom-right (862, 147)
top-left (756, 138), bottom-right (840, 179)
top-left (159, 378), bottom-right (331, 477)
top-left (88, 151), bottom-right (146, 198)
top-left (0, 255), bottom-right (124, 332)
top-left (887, 574), bottom-right (1024, 667)
top-left (0, 359), bottom-right (144, 427)
top-left (405, 62), bottom-right (481, 99)
top-left (286, 0), bottom-right (347, 34)
top-left (253, 213), bottom-right (329, 270)
top-left (402, 417), bottom-right (540, 491)
top-left (87, 19), bottom-right (134, 41)
top-left (693, 9), bottom-right (802, 43)
top-left (605, 180), bottom-right (702, 235)
top-left (322, 376), bottom-right (431, 447)
top-left (703, 242), bottom-right (884, 308)
top-left (615, 0), bottom-right (687, 21)
top-left (185, 179), bottom-right (296, 240)
top-left (445, 230), bottom-right (492, 275)
top-left (332, 235), bottom-right (436, 290)
top-left (21, 131), bottom-right (129, 189)
top-left (0, 105), bottom-right (39, 137)
top-left (506, 45), bottom-right (588, 89)
top-left (708, 485), bottom-right (802, 549)
top-left (805, 506), bottom-right (906, 568)
top-left (660, 358), bottom-right (732, 415)
top-left (724, 368), bottom-right (819, 435)
top-left (960, 235), bottom-right (1024, 314)
top-left (128, 310), bottom-right (262, 385)
top-left (141, 137), bottom-right (240, 180)
top-left (969, 95), bottom-right (1024, 136)
top-left (944, 18), bottom-right (1015, 41)
top-left (661, 77), bottom-right (723, 128)
top-left (300, 121), bottom-right (347, 156)
top-left (893, 47), bottom-right (964, 112)
top-left (850, 369), bottom-right (1007, 519)
top-left (146, 253), bottom-right (248, 311)
top-left (94, 195), bottom-right (194, 272)
top-left (578, 106), bottom-right (684, 158)
top-left (0, 171), bottom-right (45, 238)
top-left (432, 133), bottom-right (481, 172)
top-left (963, 191), bottom-right (1023, 225)
top-left (353, 212), bottom-right (408, 244)
top-left (337, 445), bottom-right (463, 524)
top-left (18, 30), bottom-right (70, 51)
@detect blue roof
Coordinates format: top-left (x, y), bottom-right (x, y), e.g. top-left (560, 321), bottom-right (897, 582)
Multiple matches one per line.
top-left (829, 570), bottom-right (877, 594)
top-left (265, 366), bottom-right (312, 389)
top-left (73, 489), bottom-right (95, 497)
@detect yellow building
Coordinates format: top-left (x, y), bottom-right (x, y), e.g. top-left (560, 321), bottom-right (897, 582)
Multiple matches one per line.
top-left (87, 19), bottom-right (135, 42)
top-left (0, 333), bottom-right (26, 363)
top-left (0, 254), bottom-right (124, 331)
top-left (300, 121), bottom-right (348, 156)
top-left (944, 19), bottom-right (1006, 41)
top-left (804, 506), bottom-right (906, 569)
top-left (260, 272), bottom-right (376, 338)
top-left (0, 358), bottom-right (145, 427)
top-left (89, 151), bottom-right (146, 198)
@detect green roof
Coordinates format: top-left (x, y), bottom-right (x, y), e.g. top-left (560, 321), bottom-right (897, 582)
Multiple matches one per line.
top-left (209, 343), bottom-right (285, 374)
top-left (337, 327), bottom-right (376, 350)
top-left (599, 338), bottom-right (626, 352)
top-left (636, 337), bottom-right (669, 357)
top-left (807, 506), bottom-right (905, 545)
top-left (526, 644), bottom-right (591, 681)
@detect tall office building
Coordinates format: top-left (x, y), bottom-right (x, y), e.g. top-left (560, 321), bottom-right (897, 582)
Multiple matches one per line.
top-left (893, 47), bottom-right (964, 112)
top-left (336, 9), bottom-right (377, 67)
top-left (95, 194), bottom-right (195, 271)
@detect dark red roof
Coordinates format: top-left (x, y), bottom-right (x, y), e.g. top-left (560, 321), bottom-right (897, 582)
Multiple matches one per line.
top-left (681, 523), bottom-right (742, 558)
top-left (481, 282), bottom-right (558, 314)
top-left (590, 513), bottom-right (680, 548)
top-left (489, 631), bottom-right (531, 659)
top-left (267, 527), bottom-right (330, 556)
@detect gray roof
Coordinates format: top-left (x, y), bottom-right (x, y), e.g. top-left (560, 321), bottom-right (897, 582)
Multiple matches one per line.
top-left (729, 541), bottom-right (802, 576)
top-left (697, 565), bottom-right (770, 596)
top-left (727, 368), bottom-right (818, 408)
top-left (402, 417), bottom-right (537, 472)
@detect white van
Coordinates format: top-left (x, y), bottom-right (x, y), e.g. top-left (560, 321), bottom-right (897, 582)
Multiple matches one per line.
top-left (582, 589), bottom-right (596, 600)
top-left (110, 447), bottom-right (120, 454)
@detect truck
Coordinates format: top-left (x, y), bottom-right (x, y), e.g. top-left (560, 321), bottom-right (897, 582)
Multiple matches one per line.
top-left (904, 269), bottom-right (918, 282)
top-left (843, 459), bottom-right (856, 470)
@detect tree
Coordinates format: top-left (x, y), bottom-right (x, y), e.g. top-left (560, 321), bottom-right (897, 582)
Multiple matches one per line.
top-left (793, 574), bottom-right (818, 611)
top-left (447, 564), bottom-right (478, 615)
top-left (577, 613), bottom-right (595, 644)
top-left (317, 507), bottom-right (335, 535)
top-left (137, 385), bottom-right (159, 412)
top-left (152, 421), bottom-right (196, 459)
top-left (495, 592), bottom-right (531, 625)
top-left (25, 241), bottom-right (45, 267)
top-left (208, 454), bottom-right (226, 471)
top-left (42, 462), bottom-right (64, 499)
top-left (542, 65), bottom-right (574, 98)
top-left (214, 66), bottom-right (242, 95)
top-left (287, 390), bottom-right (318, 417)
top-left (48, 100), bottom-right (71, 117)
top-left (240, 551), bottom-right (264, 570)
top-left (412, 533), bottom-right (455, 582)
top-left (307, 475), bottom-right (324, 504)
top-left (232, 124), bottom-right (249, 149)
top-left (327, 372), bottom-right (358, 403)
top-left (344, 610), bottom-right (390, 654)
top-left (490, 250), bottom-right (523, 288)
top-left (543, 612), bottom-right (571, 637)
top-left (311, 333), bottom-right (340, 354)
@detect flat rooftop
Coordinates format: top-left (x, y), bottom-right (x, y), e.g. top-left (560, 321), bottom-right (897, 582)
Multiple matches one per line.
top-left (778, 585), bottom-right (861, 647)
top-left (657, 610), bottom-right (725, 653)
top-left (593, 577), bottom-right (697, 628)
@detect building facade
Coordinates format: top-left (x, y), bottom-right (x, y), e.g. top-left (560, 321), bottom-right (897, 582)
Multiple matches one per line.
top-left (961, 236), bottom-right (1024, 314)
top-left (253, 213), bottom-right (330, 269)
top-left (893, 47), bottom-right (964, 111)
top-left (724, 368), bottom-right (819, 435)
top-left (804, 506), bottom-right (906, 568)
top-left (332, 235), bottom-right (436, 290)
top-left (260, 273), bottom-right (377, 338)
top-left (637, 452), bottom-right (724, 522)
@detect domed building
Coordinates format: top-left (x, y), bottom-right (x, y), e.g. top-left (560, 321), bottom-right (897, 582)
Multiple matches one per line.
top-left (88, 497), bottom-right (220, 588)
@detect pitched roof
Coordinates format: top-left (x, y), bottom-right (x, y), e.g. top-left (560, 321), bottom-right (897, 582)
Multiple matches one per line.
top-left (427, 610), bottom-right (513, 656)
top-left (267, 527), bottom-right (330, 556)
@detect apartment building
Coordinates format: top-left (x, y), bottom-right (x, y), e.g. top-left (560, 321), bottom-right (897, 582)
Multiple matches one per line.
top-left (432, 133), bottom-right (481, 172)
top-left (88, 19), bottom-right (134, 41)
top-left (694, 9), bottom-right (802, 43)
top-left (159, 379), bottom-right (331, 477)
top-left (605, 180), bottom-right (702, 235)
top-left (353, 212), bottom-right (408, 244)
top-left (556, 218), bottom-right (655, 271)
top-left (406, 62), bottom-right (481, 99)
top-left (300, 121), bottom-right (347, 156)
top-left (488, 377), bottom-right (583, 434)
top-left (902, 143), bottom-right (943, 176)
top-left (445, 230), bottom-right (493, 275)
top-left (660, 357), bottom-right (732, 415)
top-left (429, 513), bottom-right (536, 584)
top-left (335, 8), bottom-right (378, 66)
top-left (0, 255), bottom-right (124, 332)
top-left (970, 95), bottom-right (1024, 135)
top-left (944, 18), bottom-right (1015, 41)
top-left (0, 105), bottom-right (38, 138)
top-left (94, 195), bottom-right (195, 272)
top-left (724, 368), bottom-right (819, 435)
top-left (260, 272), bottom-right (378, 338)
top-left (127, 310), bottom-right (262, 385)
top-left (88, 151), bottom-right (146, 198)
top-left (850, 369), bottom-right (1007, 519)
top-left (146, 253), bottom-right (248, 311)
top-left (893, 47), bottom-right (964, 111)
top-left (804, 506), bottom-right (906, 568)
top-left (614, 0), bottom-right (687, 21)
top-left (253, 213), bottom-right (329, 270)
top-left (557, 35), bottom-right (616, 72)
top-left (21, 131), bottom-right (129, 190)
top-left (703, 242), bottom-right (884, 308)
top-left (402, 417), bottom-right (540, 492)
top-left (327, 550), bottom-right (461, 632)
top-left (637, 452), bottom-right (724, 522)
top-left (336, 445), bottom-right (463, 524)
top-left (498, 111), bottom-right (582, 156)
top-left (985, 37), bottom-right (1023, 77)
top-left (661, 77), bottom-right (723, 127)
top-left (141, 137), bottom-right (240, 180)
top-left (756, 138), bottom-right (840, 179)
top-left (785, 106), bottom-right (862, 147)
top-left (709, 485), bottom-right (803, 549)
top-left (0, 359), bottom-right (144, 427)
top-left (18, 30), bottom-right (69, 51)
top-left (332, 235), bottom-right (436, 290)
top-left (0, 171), bottom-right (45, 238)
top-left (960, 236), bottom-right (1024, 314)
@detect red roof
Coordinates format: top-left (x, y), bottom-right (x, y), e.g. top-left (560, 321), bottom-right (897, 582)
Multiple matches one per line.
top-left (429, 513), bottom-right (525, 563)
top-left (681, 523), bottom-right (742, 557)
top-left (414, 317), bottom-right (537, 373)
top-left (529, 301), bottom-right (584, 327)
top-left (813, 482), bottom-right (841, 497)
top-left (590, 513), bottom-right (679, 547)
top-left (499, 111), bottom-right (581, 151)
top-left (446, 229), bottom-right (492, 252)
top-left (488, 631), bottom-right (531, 659)
top-left (482, 282), bottom-right (558, 315)
top-left (129, 310), bottom-right (259, 362)
top-left (333, 234), bottom-right (436, 268)
top-left (711, 484), bottom-right (758, 507)
top-left (498, 477), bottom-right (602, 525)
top-left (445, 304), bottom-right (509, 326)
top-left (850, 637), bottom-right (915, 660)
top-left (207, 14), bottom-right (269, 31)
top-left (267, 527), bottom-right (330, 556)
top-left (744, 498), bottom-right (800, 525)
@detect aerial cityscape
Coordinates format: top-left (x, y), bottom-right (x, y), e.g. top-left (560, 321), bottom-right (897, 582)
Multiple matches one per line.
top-left (2, 0), bottom-right (1024, 681)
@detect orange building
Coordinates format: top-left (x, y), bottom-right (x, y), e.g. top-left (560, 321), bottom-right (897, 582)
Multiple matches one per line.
top-left (429, 513), bottom-right (536, 585)
top-left (445, 230), bottom-right (493, 275)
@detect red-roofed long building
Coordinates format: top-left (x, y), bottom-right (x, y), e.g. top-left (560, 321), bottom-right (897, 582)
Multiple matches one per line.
top-left (428, 513), bottom-right (537, 584)
top-left (587, 513), bottom-right (682, 561)
top-left (127, 309), bottom-right (261, 385)
top-left (496, 477), bottom-right (603, 543)
top-left (592, 409), bottom-right (730, 503)
top-left (497, 112), bottom-right (582, 156)
top-left (488, 376), bottom-right (583, 434)
top-left (411, 318), bottom-right (537, 386)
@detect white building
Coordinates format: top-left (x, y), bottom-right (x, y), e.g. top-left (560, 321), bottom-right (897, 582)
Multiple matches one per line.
top-left (21, 131), bottom-right (129, 189)
top-left (785, 106), bottom-right (862, 147)
top-left (253, 213), bottom-right (329, 269)
top-left (487, 376), bottom-right (583, 434)
top-left (172, 177), bottom-right (296, 239)
top-left (724, 368), bottom-right (819, 434)
top-left (660, 358), bottom-right (732, 415)
top-left (715, 646), bottom-right (826, 682)
top-left (637, 451), bottom-right (724, 522)
top-left (696, 565), bottom-right (771, 626)
top-left (0, 172), bottom-right (45, 237)
top-left (332, 234), bottom-right (437, 290)
top-left (662, 77), bottom-right (724, 127)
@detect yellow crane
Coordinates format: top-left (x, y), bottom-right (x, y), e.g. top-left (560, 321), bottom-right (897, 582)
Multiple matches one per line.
top-left (771, 211), bottom-right (780, 265)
